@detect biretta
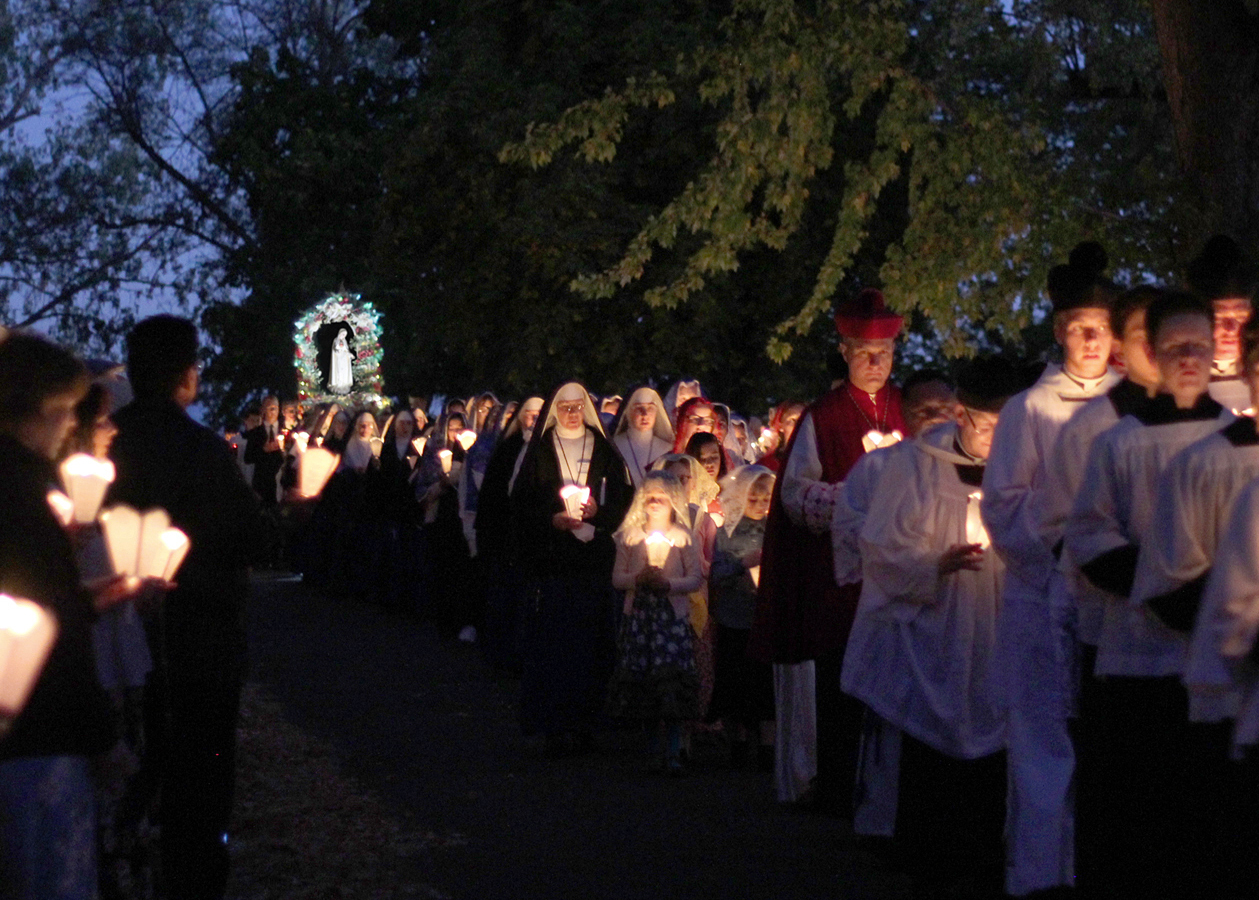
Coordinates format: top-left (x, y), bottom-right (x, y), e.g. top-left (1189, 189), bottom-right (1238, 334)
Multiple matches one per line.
top-left (834, 288), bottom-right (903, 340)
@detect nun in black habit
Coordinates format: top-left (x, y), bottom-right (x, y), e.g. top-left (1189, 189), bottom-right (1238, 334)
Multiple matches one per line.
top-left (511, 382), bottom-right (633, 753)
top-left (476, 396), bottom-right (544, 672)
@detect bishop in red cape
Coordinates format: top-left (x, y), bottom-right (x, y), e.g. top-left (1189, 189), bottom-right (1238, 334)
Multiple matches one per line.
top-left (750, 288), bottom-right (906, 664)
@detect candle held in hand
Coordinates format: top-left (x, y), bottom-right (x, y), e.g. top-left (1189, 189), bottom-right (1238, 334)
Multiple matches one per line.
top-left (46, 490), bottom-right (74, 528)
top-left (965, 491), bottom-right (991, 550)
top-left (0, 593), bottom-right (59, 718)
top-left (560, 485), bottom-right (590, 519)
top-left (644, 530), bottom-right (674, 567)
top-left (59, 453), bottom-right (115, 524)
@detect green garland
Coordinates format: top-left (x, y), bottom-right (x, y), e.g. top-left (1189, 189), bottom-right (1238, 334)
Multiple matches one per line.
top-left (293, 293), bottom-right (388, 407)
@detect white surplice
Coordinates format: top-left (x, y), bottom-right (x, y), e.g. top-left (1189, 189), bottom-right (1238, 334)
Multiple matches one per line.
top-left (843, 423), bottom-right (1005, 759)
top-left (1129, 419), bottom-right (1259, 720)
top-left (831, 442), bottom-right (905, 587)
top-left (1066, 403), bottom-right (1234, 679)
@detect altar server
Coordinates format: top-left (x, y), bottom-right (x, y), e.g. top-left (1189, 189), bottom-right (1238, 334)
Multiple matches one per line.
top-left (1119, 320), bottom-right (1259, 897)
top-left (1064, 290), bottom-right (1232, 899)
top-left (1186, 234), bottom-right (1257, 413)
top-left (1186, 479), bottom-right (1259, 897)
top-left (832, 368), bottom-right (955, 838)
top-left (844, 355), bottom-right (1018, 895)
top-left (1035, 285), bottom-right (1160, 888)
top-left (750, 286), bottom-right (905, 813)
top-left (980, 242), bottom-right (1119, 895)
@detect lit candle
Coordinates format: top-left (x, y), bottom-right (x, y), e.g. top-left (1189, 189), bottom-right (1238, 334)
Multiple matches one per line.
top-left (293, 431), bottom-right (311, 454)
top-left (0, 593), bottom-right (59, 718)
top-left (369, 436), bottom-right (383, 458)
top-left (560, 485), bottom-right (590, 519)
top-left (45, 490), bottom-right (74, 528)
top-left (59, 453), bottom-right (115, 524)
top-left (456, 430), bottom-right (477, 451)
top-left (156, 528), bottom-right (190, 581)
top-left (298, 447), bottom-right (340, 498)
top-left (965, 491), bottom-right (991, 549)
top-left (748, 565), bottom-right (761, 587)
top-left (99, 505), bottom-right (192, 580)
top-left (438, 448), bottom-right (453, 474)
top-left (644, 529), bottom-right (674, 567)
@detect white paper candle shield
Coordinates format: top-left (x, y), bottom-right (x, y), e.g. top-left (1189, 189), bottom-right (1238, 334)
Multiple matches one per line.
top-left (438, 448), bottom-right (453, 474)
top-left (412, 437), bottom-right (427, 458)
top-left (861, 429), bottom-right (905, 454)
top-left (0, 593), bottom-right (59, 718)
top-left (748, 565), bottom-right (761, 587)
top-left (292, 432), bottom-right (311, 454)
top-left (457, 430), bottom-right (477, 451)
top-left (369, 436), bottom-right (383, 458)
top-left (965, 491), bottom-right (991, 549)
top-left (298, 448), bottom-right (340, 498)
top-left (560, 485), bottom-right (590, 519)
top-left (46, 490), bottom-right (74, 528)
top-left (99, 505), bottom-right (191, 580)
top-left (59, 453), bottom-right (115, 524)
top-left (645, 530), bottom-right (673, 567)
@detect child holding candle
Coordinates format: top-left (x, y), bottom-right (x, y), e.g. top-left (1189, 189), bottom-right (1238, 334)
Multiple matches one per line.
top-left (709, 465), bottom-right (776, 769)
top-left (607, 471), bottom-right (705, 773)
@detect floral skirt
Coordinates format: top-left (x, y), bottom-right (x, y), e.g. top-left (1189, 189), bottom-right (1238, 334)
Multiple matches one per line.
top-left (607, 590), bottom-right (700, 722)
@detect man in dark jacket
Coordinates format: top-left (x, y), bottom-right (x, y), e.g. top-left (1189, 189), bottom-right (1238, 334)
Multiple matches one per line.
top-left (108, 315), bottom-right (267, 900)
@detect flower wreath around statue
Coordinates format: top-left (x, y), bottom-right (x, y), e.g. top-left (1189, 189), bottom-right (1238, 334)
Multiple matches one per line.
top-left (293, 293), bottom-right (388, 408)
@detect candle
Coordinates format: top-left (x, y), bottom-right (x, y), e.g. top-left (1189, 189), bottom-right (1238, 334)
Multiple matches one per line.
top-left (438, 448), bottom-right (453, 474)
top-left (0, 593), bottom-right (59, 718)
top-left (748, 565), bottom-right (761, 587)
top-left (45, 490), bottom-right (74, 528)
top-left (298, 447), bottom-right (340, 498)
top-left (369, 436), bottom-right (383, 458)
top-left (156, 528), bottom-right (191, 581)
top-left (412, 436), bottom-right (427, 457)
top-left (293, 431), bottom-right (311, 454)
top-left (456, 430), bottom-right (477, 451)
top-left (965, 491), bottom-right (991, 549)
top-left (644, 530), bottom-right (674, 567)
top-left (100, 505), bottom-right (191, 580)
top-left (59, 453), bottom-right (115, 524)
top-left (560, 485), bottom-right (590, 519)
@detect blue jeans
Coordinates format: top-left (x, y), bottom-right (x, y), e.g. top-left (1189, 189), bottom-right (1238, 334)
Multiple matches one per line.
top-left (0, 755), bottom-right (97, 900)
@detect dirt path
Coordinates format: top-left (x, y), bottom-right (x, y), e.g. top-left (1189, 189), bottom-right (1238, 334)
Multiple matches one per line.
top-left (234, 574), bottom-right (913, 900)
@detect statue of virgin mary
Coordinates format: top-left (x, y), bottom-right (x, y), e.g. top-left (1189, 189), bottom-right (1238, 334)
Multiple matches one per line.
top-left (329, 325), bottom-right (355, 394)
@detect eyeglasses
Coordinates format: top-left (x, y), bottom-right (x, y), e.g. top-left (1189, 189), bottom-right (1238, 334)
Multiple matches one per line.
top-left (686, 415), bottom-right (715, 425)
top-left (557, 402), bottom-right (585, 415)
top-left (962, 407), bottom-right (997, 438)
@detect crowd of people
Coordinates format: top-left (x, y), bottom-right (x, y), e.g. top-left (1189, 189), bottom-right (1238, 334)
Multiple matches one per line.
top-left (4, 232), bottom-right (1259, 900)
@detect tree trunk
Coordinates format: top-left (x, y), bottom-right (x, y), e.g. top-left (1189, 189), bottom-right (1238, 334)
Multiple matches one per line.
top-left (1151, 0), bottom-right (1259, 250)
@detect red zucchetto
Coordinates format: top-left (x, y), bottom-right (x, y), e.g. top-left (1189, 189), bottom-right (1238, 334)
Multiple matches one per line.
top-left (834, 288), bottom-right (903, 340)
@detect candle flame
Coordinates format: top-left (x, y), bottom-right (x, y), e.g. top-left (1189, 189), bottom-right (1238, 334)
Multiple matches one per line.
top-left (645, 531), bottom-right (673, 546)
top-left (0, 594), bottom-right (41, 637)
top-left (60, 453), bottom-right (115, 482)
